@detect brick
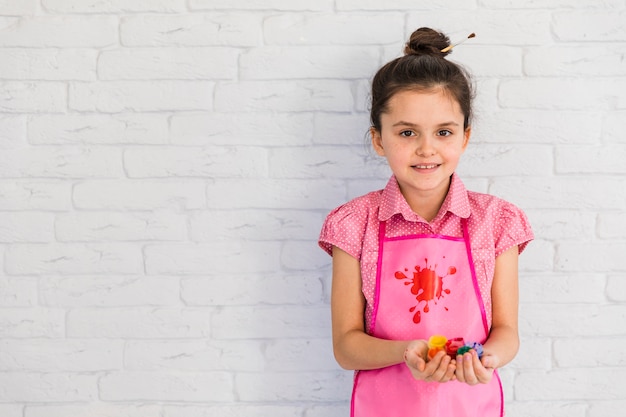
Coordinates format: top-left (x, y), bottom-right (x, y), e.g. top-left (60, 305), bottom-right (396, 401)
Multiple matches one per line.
top-left (189, 209), bottom-right (323, 241)
top-left (190, 0), bottom-right (333, 10)
top-left (120, 14), bottom-right (260, 47)
top-left (306, 405), bottom-right (351, 417)
top-left (270, 146), bottom-right (388, 179)
top-left (458, 144), bottom-right (553, 177)
top-left (516, 369), bottom-right (622, 400)
top-left (70, 81), bottom-right (213, 112)
top-left (263, 13), bottom-right (403, 45)
top-left (0, 373), bottom-right (97, 402)
top-left (206, 179), bottom-right (346, 209)
top-left (99, 371), bottom-right (234, 402)
top-left (0, 277), bottom-right (37, 306)
top-left (337, 0), bottom-right (472, 9)
top-left (241, 46), bottom-right (379, 79)
top-left (0, 339), bottom-right (123, 371)
top-left (556, 145), bottom-right (626, 174)
top-left (99, 47), bottom-right (238, 80)
top-left (145, 242), bottom-right (282, 274)
top-left (553, 10), bottom-right (626, 41)
top-left (42, 0), bottom-right (186, 13)
top-left (525, 45), bottom-right (626, 77)
top-left (554, 337), bottom-right (626, 368)
top-left (236, 371), bottom-right (351, 402)
top-left (0, 115), bottom-right (25, 148)
top-left (557, 242), bottom-right (626, 272)
top-left (313, 113), bottom-right (370, 146)
top-left (0, 16), bottom-right (117, 47)
top-left (180, 273), bottom-right (323, 305)
top-left (56, 211), bottom-right (187, 242)
top-left (39, 276), bottom-right (180, 307)
top-left (0, 0), bottom-right (37, 14)
top-left (506, 402), bottom-right (587, 417)
top-left (499, 78), bottom-right (626, 110)
top-left (516, 239), bottom-right (554, 273)
top-left (490, 178), bottom-right (626, 210)
top-left (282, 241), bottom-right (330, 270)
top-left (170, 112), bottom-right (314, 146)
top-left (607, 275), bottom-right (626, 302)
top-left (0, 212), bottom-right (54, 242)
top-left (264, 338), bottom-right (337, 371)
top-left (5, 243), bottom-right (143, 275)
top-left (520, 273), bottom-right (605, 304)
top-left (124, 339), bottom-right (265, 372)
top-left (73, 180), bottom-right (205, 210)
top-left (481, 0), bottom-right (623, 7)
top-left (0, 48), bottom-right (97, 80)
top-left (124, 146), bottom-right (268, 178)
top-left (0, 181), bottom-right (71, 211)
top-left (509, 336), bottom-right (551, 370)
top-left (25, 404), bottom-right (163, 417)
top-left (604, 111), bottom-right (626, 143)
top-left (407, 11), bottom-right (552, 45)
top-left (524, 210), bottom-right (594, 241)
top-left (28, 113), bottom-right (169, 145)
top-left (450, 46), bottom-right (523, 77)
top-left (0, 147), bottom-right (123, 178)
top-left (0, 82), bottom-right (67, 113)
top-left (0, 405), bottom-right (21, 417)
top-left (0, 308), bottom-right (64, 337)
top-left (162, 405), bottom-right (307, 417)
top-left (211, 306), bottom-right (330, 339)
top-left (589, 400), bottom-right (626, 417)
top-left (67, 308), bottom-right (211, 338)
top-left (215, 80), bottom-right (353, 112)
top-left (472, 110), bottom-right (602, 145)
top-left (519, 304), bottom-right (626, 337)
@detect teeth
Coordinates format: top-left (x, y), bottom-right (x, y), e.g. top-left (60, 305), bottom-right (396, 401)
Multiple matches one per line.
top-left (415, 164), bottom-right (437, 169)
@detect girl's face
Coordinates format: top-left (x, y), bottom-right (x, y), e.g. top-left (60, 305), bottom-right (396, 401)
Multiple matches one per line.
top-left (371, 88), bottom-right (470, 211)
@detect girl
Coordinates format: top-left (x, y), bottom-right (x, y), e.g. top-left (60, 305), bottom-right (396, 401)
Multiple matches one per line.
top-left (318, 27), bottom-right (533, 416)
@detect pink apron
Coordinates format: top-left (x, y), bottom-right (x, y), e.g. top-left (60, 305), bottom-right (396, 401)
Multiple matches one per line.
top-left (351, 220), bottom-right (503, 417)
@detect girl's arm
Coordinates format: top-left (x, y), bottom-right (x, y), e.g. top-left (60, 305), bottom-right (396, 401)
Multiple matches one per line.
top-left (331, 246), bottom-right (456, 382)
top-left (331, 246), bottom-right (408, 370)
top-left (456, 245), bottom-right (520, 384)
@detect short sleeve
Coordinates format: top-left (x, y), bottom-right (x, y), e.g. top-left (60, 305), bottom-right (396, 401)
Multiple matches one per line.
top-left (494, 201), bottom-right (534, 257)
top-left (318, 200), bottom-right (369, 260)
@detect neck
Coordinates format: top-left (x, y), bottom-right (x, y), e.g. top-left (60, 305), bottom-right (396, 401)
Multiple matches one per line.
top-left (399, 179), bottom-right (451, 223)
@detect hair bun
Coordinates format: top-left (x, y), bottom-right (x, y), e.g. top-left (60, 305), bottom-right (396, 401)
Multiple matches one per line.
top-left (404, 27), bottom-right (451, 58)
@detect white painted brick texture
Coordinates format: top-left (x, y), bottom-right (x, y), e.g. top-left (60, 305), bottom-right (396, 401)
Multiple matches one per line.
top-left (0, 1), bottom-right (624, 416)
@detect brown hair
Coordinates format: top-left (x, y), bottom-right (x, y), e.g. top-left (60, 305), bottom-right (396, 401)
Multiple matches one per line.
top-left (370, 27), bottom-right (474, 131)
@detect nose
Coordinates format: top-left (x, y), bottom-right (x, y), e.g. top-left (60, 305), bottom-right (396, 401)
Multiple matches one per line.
top-left (416, 136), bottom-right (436, 157)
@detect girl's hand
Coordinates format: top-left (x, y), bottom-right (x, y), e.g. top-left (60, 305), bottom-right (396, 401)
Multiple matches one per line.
top-left (455, 350), bottom-right (498, 385)
top-left (404, 340), bottom-right (456, 383)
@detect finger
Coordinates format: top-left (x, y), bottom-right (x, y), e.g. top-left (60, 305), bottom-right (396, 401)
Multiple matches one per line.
top-left (462, 352), bottom-right (479, 385)
top-left (440, 358), bottom-right (457, 382)
top-left (429, 354), bottom-right (451, 382)
top-left (455, 354), bottom-right (466, 382)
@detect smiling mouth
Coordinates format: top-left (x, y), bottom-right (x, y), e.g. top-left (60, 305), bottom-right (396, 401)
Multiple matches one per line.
top-left (412, 164), bottom-right (440, 169)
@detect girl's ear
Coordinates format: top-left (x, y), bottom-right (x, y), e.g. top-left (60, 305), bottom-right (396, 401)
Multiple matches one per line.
top-left (462, 126), bottom-right (471, 151)
top-left (371, 127), bottom-right (385, 156)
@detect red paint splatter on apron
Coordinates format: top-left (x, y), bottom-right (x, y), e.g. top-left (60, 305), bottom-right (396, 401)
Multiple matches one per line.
top-left (394, 258), bottom-right (456, 323)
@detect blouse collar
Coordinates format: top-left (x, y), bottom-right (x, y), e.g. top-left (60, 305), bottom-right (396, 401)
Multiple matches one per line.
top-left (378, 173), bottom-right (471, 222)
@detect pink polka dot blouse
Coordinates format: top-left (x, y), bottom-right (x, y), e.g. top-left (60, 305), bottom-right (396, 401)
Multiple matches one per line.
top-left (319, 173), bottom-right (534, 330)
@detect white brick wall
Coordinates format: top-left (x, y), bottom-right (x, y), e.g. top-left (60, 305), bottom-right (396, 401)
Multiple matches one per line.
top-left (0, 1), bottom-right (624, 416)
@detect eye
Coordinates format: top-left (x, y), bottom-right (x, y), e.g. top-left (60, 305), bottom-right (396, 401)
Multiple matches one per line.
top-left (399, 130), bottom-right (415, 137)
top-left (437, 129), bottom-right (453, 137)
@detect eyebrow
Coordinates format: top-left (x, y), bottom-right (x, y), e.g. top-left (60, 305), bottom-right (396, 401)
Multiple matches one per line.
top-left (392, 120), bottom-right (461, 128)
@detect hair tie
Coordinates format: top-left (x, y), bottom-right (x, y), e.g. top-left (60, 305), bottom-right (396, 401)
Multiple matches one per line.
top-left (441, 33), bottom-right (476, 53)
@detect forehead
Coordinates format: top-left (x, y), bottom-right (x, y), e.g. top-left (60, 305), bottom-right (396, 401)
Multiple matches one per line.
top-left (383, 88), bottom-right (464, 124)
